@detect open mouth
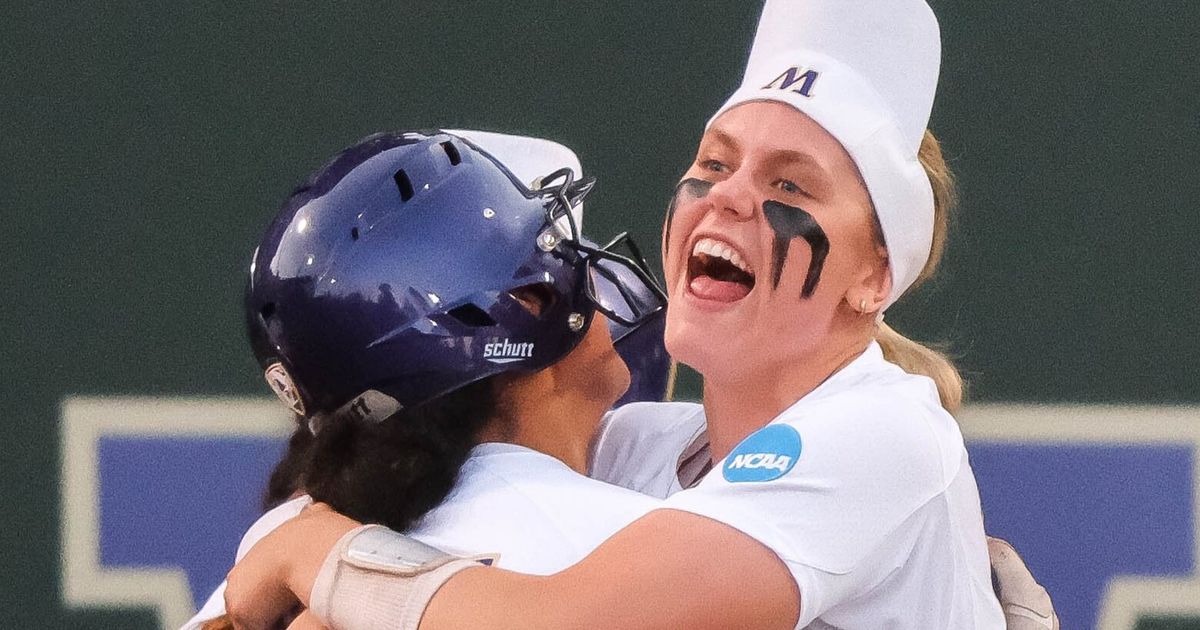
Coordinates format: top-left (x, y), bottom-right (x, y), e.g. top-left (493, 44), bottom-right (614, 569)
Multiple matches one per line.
top-left (686, 237), bottom-right (756, 303)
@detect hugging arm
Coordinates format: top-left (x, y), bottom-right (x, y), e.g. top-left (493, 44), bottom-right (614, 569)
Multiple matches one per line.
top-left (226, 506), bottom-right (799, 630)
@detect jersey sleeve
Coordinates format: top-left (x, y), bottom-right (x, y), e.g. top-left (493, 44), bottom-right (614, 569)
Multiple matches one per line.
top-left (662, 393), bottom-right (963, 627)
top-left (179, 583), bottom-right (227, 630)
top-left (588, 401), bottom-right (705, 497)
top-left (179, 495), bottom-right (313, 629)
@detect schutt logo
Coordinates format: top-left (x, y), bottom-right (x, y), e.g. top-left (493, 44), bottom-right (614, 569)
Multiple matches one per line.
top-left (483, 339), bottom-right (535, 364)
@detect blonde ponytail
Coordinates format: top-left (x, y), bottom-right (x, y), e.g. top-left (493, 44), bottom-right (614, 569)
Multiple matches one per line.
top-left (875, 130), bottom-right (964, 413)
top-left (876, 321), bottom-right (963, 413)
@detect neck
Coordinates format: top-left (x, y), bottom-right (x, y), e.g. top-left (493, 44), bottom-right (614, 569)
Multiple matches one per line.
top-left (702, 336), bottom-right (871, 461)
top-left (476, 377), bottom-right (608, 475)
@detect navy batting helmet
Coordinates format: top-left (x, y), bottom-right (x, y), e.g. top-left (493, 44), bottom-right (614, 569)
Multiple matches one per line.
top-left (611, 308), bottom-right (673, 405)
top-left (589, 234), bottom-right (674, 405)
top-left (245, 130), bottom-right (665, 428)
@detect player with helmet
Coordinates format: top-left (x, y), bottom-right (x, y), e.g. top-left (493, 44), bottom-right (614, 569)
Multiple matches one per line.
top-left (180, 128), bottom-right (670, 629)
top-left (222, 0), bottom-right (1032, 628)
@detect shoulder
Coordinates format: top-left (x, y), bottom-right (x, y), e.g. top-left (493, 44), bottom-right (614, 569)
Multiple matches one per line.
top-left (592, 402), bottom-right (706, 467)
top-left (596, 401), bottom-right (707, 446)
top-left (473, 447), bottom-right (660, 509)
top-left (413, 448), bottom-right (657, 573)
top-left (234, 494), bottom-right (312, 561)
top-left (664, 377), bottom-right (968, 574)
top-left (590, 402), bottom-right (707, 494)
top-left (782, 373), bottom-right (965, 491)
top-left (184, 495), bottom-right (313, 629)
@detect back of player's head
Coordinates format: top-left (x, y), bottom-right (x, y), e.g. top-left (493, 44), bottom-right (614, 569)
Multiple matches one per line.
top-left (245, 129), bottom-right (665, 530)
top-left (246, 130), bottom-right (665, 429)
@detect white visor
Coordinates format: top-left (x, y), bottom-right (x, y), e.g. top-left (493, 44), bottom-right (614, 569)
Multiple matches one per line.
top-left (708, 0), bottom-right (941, 309)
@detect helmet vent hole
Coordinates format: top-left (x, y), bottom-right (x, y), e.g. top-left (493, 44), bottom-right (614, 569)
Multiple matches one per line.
top-left (260, 302), bottom-right (277, 321)
top-left (509, 283), bottom-right (557, 318)
top-left (447, 304), bottom-right (496, 328)
top-left (351, 227), bottom-right (360, 241)
top-left (393, 169), bottom-right (415, 201)
top-left (440, 141), bottom-right (462, 166)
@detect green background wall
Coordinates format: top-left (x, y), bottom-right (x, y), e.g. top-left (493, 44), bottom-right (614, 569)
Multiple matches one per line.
top-left (4, 1), bottom-right (1197, 627)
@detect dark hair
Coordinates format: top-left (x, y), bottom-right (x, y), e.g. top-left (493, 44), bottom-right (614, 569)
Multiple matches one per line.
top-left (239, 390), bottom-right (496, 630)
top-left (258, 280), bottom-right (554, 515)
top-left (301, 378), bottom-right (501, 532)
top-left (262, 416), bottom-right (314, 510)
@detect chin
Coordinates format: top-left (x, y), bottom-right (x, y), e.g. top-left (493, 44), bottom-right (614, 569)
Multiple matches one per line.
top-left (664, 308), bottom-right (733, 381)
top-left (597, 355), bottom-right (632, 408)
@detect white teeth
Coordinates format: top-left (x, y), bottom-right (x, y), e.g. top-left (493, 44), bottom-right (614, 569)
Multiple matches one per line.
top-left (690, 237), bottom-right (753, 275)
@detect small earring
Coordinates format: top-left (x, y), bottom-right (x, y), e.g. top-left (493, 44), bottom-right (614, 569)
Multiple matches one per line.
top-left (858, 299), bottom-right (867, 313)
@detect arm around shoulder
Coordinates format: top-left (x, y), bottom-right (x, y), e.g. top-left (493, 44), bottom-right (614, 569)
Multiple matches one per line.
top-left (422, 508), bottom-right (799, 630)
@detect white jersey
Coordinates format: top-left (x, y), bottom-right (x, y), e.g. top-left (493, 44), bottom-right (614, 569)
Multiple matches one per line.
top-left (590, 401), bottom-right (709, 498)
top-left (183, 442), bottom-right (658, 629)
top-left (185, 495), bottom-right (313, 628)
top-left (406, 443), bottom-right (658, 573)
top-left (592, 342), bottom-right (1004, 629)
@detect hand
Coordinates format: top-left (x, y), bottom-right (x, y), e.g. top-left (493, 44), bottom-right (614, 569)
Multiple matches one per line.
top-left (987, 536), bottom-right (1059, 630)
top-left (225, 503), bottom-right (361, 630)
top-left (285, 610), bottom-right (328, 629)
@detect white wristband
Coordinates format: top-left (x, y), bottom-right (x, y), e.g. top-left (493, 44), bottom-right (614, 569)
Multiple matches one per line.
top-left (310, 525), bottom-right (493, 630)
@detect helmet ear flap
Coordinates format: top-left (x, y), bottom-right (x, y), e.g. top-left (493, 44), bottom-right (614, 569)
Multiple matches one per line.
top-left (264, 362), bottom-right (307, 416)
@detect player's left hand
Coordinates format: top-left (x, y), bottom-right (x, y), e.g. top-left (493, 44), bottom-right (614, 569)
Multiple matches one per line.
top-left (988, 536), bottom-right (1058, 630)
top-left (224, 503), bottom-right (361, 630)
top-left (285, 611), bottom-right (327, 629)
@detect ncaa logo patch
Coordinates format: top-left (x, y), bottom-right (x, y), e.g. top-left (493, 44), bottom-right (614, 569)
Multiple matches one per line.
top-left (723, 424), bottom-right (801, 483)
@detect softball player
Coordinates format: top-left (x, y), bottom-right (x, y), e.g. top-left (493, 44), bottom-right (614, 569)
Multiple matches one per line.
top-left (222, 0), bottom-right (1020, 628)
top-left (180, 128), bottom-right (669, 629)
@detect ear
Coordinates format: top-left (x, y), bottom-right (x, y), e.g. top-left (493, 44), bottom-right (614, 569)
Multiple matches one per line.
top-left (845, 244), bottom-right (891, 315)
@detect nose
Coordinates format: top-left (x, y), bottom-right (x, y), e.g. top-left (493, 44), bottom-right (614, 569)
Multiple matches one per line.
top-left (705, 173), bottom-right (756, 221)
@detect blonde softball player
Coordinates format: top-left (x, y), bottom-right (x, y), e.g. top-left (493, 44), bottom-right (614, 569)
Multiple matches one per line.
top-left (179, 128), bottom-right (669, 629)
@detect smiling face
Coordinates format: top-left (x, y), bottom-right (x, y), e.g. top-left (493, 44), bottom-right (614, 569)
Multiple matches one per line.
top-left (662, 101), bottom-right (892, 383)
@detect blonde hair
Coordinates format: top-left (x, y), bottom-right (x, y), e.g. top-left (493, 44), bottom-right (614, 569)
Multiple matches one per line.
top-left (875, 130), bottom-right (964, 413)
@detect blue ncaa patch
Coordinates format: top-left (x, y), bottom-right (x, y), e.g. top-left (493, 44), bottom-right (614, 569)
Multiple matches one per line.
top-left (723, 424), bottom-right (802, 483)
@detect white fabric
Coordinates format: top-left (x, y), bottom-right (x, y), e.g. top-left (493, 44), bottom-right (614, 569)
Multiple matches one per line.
top-left (446, 129), bottom-right (585, 232)
top-left (183, 444), bottom-right (656, 629)
top-left (181, 495), bottom-right (312, 629)
top-left (404, 443), bottom-right (657, 574)
top-left (708, 0), bottom-right (941, 308)
top-left (592, 344), bottom-right (1004, 629)
top-left (310, 525), bottom-right (483, 630)
top-left (590, 402), bottom-right (708, 499)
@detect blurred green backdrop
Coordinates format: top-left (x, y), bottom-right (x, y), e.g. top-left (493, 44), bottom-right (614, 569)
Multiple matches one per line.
top-left (3, 1), bottom-right (1197, 627)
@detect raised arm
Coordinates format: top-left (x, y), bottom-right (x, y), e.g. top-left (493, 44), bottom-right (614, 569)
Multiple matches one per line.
top-left (225, 504), bottom-right (799, 630)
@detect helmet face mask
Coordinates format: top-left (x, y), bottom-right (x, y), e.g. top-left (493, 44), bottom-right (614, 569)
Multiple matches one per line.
top-left (246, 131), bottom-right (666, 426)
top-left (533, 169), bottom-right (667, 331)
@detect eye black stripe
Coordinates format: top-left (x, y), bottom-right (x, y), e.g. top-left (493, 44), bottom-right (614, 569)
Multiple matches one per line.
top-left (762, 200), bottom-right (830, 298)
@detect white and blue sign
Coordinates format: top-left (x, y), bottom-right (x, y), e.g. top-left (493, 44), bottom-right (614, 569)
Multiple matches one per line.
top-left (723, 424), bottom-right (802, 483)
top-left (60, 400), bottom-right (1200, 629)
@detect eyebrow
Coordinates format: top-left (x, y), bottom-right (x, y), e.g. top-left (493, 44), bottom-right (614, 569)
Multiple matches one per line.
top-left (698, 128), bottom-right (740, 156)
top-left (701, 127), bottom-right (833, 198)
top-left (764, 148), bottom-right (833, 198)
